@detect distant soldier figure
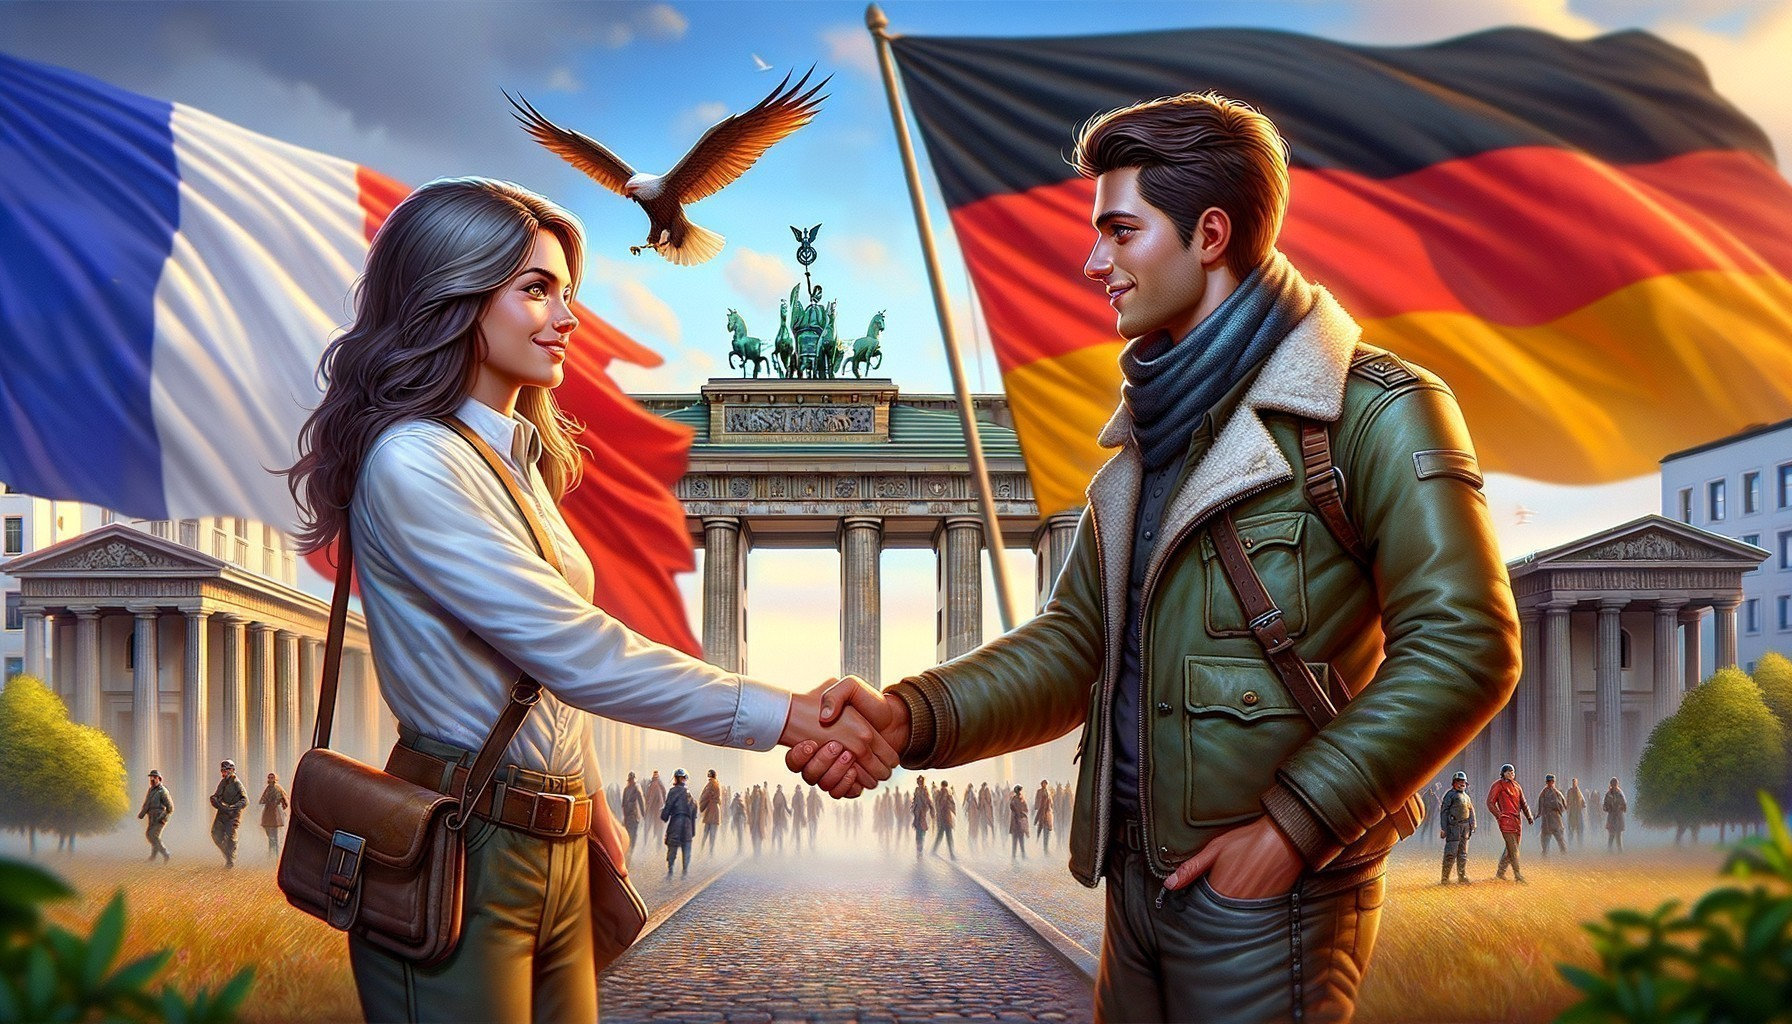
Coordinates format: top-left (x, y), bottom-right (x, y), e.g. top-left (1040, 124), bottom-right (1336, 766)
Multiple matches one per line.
top-left (729, 791), bottom-right (747, 854)
top-left (772, 784), bottom-right (791, 854)
top-left (699, 769), bottom-right (723, 857)
top-left (621, 772), bottom-right (645, 861)
top-left (1487, 763), bottom-right (1535, 883)
top-left (932, 781), bottom-right (958, 860)
top-left (661, 769), bottom-right (698, 877)
top-left (1566, 777), bottom-right (1588, 847)
top-left (807, 786), bottom-right (822, 848)
top-left (259, 771), bottom-right (289, 857)
top-left (644, 770), bottom-right (667, 844)
top-left (1008, 785), bottom-right (1029, 861)
top-left (1603, 777), bottom-right (1629, 852)
top-left (1536, 774), bottom-right (1567, 857)
top-left (791, 776), bottom-right (809, 853)
top-left (1033, 780), bottom-right (1055, 856)
top-left (748, 784), bottom-right (769, 858)
top-left (136, 770), bottom-right (172, 863)
top-left (1438, 771), bottom-right (1476, 884)
top-left (208, 759), bottom-right (248, 869)
top-left (911, 776), bottom-right (934, 861)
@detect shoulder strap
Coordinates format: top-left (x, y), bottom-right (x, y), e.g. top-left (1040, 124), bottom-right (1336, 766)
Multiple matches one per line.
top-left (1209, 507), bottom-right (1339, 727)
top-left (1300, 421), bottom-right (1367, 565)
top-left (310, 414), bottom-right (566, 833)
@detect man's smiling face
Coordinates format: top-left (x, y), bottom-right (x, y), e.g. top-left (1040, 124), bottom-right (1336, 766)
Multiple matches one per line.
top-left (1084, 167), bottom-right (1213, 342)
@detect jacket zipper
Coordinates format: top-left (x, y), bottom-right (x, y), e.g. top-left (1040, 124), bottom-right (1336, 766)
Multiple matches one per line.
top-left (1089, 508), bottom-right (1118, 877)
top-left (1138, 476), bottom-right (1288, 889)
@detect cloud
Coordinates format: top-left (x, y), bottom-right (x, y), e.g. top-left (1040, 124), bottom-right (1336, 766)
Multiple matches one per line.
top-left (835, 234), bottom-right (893, 274)
top-left (610, 279), bottom-right (683, 346)
top-left (677, 100), bottom-right (730, 139)
top-left (722, 247), bottom-right (795, 308)
top-left (1339, 0), bottom-right (1598, 43)
top-left (820, 24), bottom-right (879, 78)
top-left (1647, 3), bottom-right (1792, 167)
top-left (637, 3), bottom-right (689, 42)
top-left (545, 67), bottom-right (581, 93)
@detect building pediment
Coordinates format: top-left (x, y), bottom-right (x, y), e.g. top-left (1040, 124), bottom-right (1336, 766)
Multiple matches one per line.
top-left (1510, 514), bottom-right (1767, 573)
top-left (1, 524), bottom-right (227, 576)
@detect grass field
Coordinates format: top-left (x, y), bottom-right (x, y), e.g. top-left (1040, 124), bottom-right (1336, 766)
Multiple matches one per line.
top-left (16, 836), bottom-right (1737, 1023)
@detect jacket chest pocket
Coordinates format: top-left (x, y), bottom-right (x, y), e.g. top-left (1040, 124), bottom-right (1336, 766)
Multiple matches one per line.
top-left (1180, 655), bottom-right (1319, 828)
top-left (1199, 511), bottom-right (1309, 639)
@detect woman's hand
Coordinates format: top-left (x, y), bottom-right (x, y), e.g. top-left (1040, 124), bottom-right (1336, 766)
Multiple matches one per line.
top-left (778, 677), bottom-right (903, 797)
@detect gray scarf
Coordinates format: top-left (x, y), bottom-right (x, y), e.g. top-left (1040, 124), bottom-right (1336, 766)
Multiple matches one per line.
top-left (1120, 251), bottom-right (1317, 470)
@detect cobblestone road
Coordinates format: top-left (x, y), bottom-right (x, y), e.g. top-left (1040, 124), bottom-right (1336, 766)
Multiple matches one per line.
top-left (601, 849), bottom-right (1094, 1022)
top-left (960, 859), bottom-right (1105, 965)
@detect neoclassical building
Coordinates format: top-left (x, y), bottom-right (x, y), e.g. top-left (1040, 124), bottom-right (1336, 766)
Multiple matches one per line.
top-left (2, 524), bottom-right (384, 804)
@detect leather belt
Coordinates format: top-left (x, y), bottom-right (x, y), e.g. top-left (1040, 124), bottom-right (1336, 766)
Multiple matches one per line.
top-left (387, 743), bottom-right (593, 841)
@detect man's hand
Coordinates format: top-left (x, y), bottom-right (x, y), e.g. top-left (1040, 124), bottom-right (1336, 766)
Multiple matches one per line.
top-left (782, 676), bottom-right (911, 799)
top-left (778, 677), bottom-right (902, 798)
top-left (1162, 816), bottom-right (1304, 900)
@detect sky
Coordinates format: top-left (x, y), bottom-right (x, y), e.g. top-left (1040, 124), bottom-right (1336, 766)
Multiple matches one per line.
top-left (2, 0), bottom-right (1788, 695)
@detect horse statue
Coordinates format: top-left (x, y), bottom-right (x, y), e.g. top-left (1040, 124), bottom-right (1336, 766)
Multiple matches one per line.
top-left (821, 300), bottom-right (843, 378)
top-left (847, 310), bottom-right (887, 378)
top-left (772, 300), bottom-right (795, 378)
top-left (725, 309), bottom-right (768, 378)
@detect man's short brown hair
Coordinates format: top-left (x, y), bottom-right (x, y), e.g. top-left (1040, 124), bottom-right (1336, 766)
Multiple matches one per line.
top-left (1072, 92), bottom-right (1290, 279)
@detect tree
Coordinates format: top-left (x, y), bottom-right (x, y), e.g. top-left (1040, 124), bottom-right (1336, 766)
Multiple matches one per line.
top-left (0, 676), bottom-right (69, 854)
top-left (55, 722), bottom-right (130, 847)
top-left (1656, 669), bottom-right (1790, 838)
top-left (1755, 652), bottom-right (1792, 739)
top-left (1636, 710), bottom-right (1701, 840)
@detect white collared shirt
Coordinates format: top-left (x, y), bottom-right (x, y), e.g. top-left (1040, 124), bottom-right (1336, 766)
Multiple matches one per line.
top-left (350, 396), bottom-right (790, 780)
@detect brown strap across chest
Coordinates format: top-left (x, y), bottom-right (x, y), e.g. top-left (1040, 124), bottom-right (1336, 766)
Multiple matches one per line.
top-left (1210, 506), bottom-right (1339, 726)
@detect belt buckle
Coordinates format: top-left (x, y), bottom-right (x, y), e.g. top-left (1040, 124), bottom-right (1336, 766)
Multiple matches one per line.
top-left (1122, 818), bottom-right (1143, 851)
top-left (530, 791), bottom-right (577, 838)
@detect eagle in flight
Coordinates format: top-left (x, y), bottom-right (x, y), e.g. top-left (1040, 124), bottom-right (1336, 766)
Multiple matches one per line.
top-left (508, 69), bottom-right (829, 267)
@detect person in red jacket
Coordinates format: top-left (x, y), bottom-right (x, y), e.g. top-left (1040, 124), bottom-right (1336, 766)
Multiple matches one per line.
top-left (1486, 763), bottom-right (1535, 882)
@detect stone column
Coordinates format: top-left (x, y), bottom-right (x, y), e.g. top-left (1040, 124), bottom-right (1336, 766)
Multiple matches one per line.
top-left (247, 623), bottom-right (276, 779)
top-left (1595, 599), bottom-right (1625, 782)
top-left (218, 615), bottom-right (246, 769)
top-left (129, 607), bottom-right (160, 780)
top-left (1515, 608), bottom-right (1543, 781)
top-left (936, 516), bottom-right (984, 661)
top-left (299, 638), bottom-right (322, 752)
top-left (274, 630), bottom-right (299, 779)
top-left (1031, 510), bottom-right (1083, 614)
top-left (1680, 607), bottom-right (1705, 690)
top-left (1713, 597), bottom-right (1741, 670)
top-left (701, 517), bottom-right (748, 673)
top-left (1653, 600), bottom-right (1687, 726)
top-left (1542, 600), bottom-right (1576, 786)
top-left (838, 516), bottom-right (883, 685)
top-left (71, 606), bottom-right (101, 728)
top-left (21, 609), bottom-right (45, 680)
top-left (182, 609), bottom-right (211, 806)
top-left (351, 649), bottom-right (382, 765)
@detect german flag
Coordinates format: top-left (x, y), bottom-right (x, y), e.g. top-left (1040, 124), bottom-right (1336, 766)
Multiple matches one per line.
top-left (890, 27), bottom-right (1792, 517)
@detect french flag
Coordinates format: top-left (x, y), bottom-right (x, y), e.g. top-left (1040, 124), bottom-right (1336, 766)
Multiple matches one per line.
top-left (0, 52), bottom-right (703, 655)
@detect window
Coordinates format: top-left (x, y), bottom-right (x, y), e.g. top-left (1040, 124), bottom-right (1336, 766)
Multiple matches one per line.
top-left (1745, 471), bottom-right (1762, 514)
top-left (1709, 480), bottom-right (1727, 521)
top-left (1678, 488), bottom-right (1693, 523)
top-left (1782, 530), bottom-right (1792, 570)
top-left (1620, 629), bottom-right (1633, 669)
top-left (3, 593), bottom-right (20, 631)
top-left (2, 658), bottom-right (20, 682)
top-left (1782, 463), bottom-right (1792, 509)
top-left (1781, 595), bottom-right (1792, 631)
top-left (1746, 598), bottom-right (1761, 633)
top-left (1745, 534), bottom-right (1762, 571)
top-left (2, 516), bottom-right (21, 556)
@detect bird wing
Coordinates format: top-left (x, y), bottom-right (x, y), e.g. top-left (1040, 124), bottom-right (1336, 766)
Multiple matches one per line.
top-left (660, 67), bottom-right (829, 206)
top-left (506, 92), bottom-right (636, 197)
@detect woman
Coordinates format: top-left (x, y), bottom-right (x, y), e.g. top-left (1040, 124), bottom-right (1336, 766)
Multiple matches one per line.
top-left (258, 771), bottom-right (288, 857)
top-left (284, 177), bottom-right (893, 1022)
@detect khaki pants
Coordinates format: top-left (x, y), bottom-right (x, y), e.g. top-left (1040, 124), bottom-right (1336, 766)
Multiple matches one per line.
top-left (348, 814), bottom-right (596, 1023)
top-left (1097, 843), bottom-right (1383, 1023)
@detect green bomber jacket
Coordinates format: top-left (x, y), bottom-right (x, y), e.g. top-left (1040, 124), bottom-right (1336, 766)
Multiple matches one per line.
top-left (888, 287), bottom-right (1521, 885)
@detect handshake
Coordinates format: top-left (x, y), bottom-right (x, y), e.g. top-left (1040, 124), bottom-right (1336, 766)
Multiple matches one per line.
top-left (775, 676), bottom-right (912, 798)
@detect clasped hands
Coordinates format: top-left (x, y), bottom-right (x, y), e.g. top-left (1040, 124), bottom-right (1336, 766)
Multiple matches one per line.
top-left (776, 675), bottom-right (909, 798)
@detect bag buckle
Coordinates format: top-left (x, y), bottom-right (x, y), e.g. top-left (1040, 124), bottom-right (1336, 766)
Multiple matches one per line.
top-left (325, 830), bottom-right (366, 930)
top-left (530, 792), bottom-right (578, 838)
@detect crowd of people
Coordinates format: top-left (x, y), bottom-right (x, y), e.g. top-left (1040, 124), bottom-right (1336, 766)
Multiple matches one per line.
top-left (1433, 765), bottom-right (1629, 884)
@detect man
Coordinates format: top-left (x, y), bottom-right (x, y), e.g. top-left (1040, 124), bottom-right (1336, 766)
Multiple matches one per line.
top-left (208, 759), bottom-right (248, 869)
top-left (932, 780), bottom-right (958, 860)
top-left (791, 773), bottom-right (809, 853)
top-left (807, 786), bottom-right (822, 848)
top-left (1487, 764), bottom-right (1535, 882)
top-left (793, 91), bottom-right (1518, 1021)
top-left (136, 769), bottom-right (172, 864)
top-left (1603, 777), bottom-right (1629, 852)
top-left (748, 784), bottom-right (768, 858)
top-left (661, 768), bottom-right (698, 877)
top-left (621, 771), bottom-right (645, 861)
top-left (729, 790), bottom-right (747, 855)
top-left (1536, 774), bottom-right (1567, 857)
top-left (1008, 786), bottom-right (1030, 861)
top-left (1034, 779), bottom-right (1056, 856)
top-left (259, 771), bottom-right (289, 858)
top-left (1567, 777), bottom-right (1588, 848)
top-left (772, 784), bottom-right (790, 854)
top-left (644, 770), bottom-right (667, 845)
top-left (699, 769), bottom-right (723, 857)
top-left (1438, 771), bottom-right (1475, 884)
top-left (910, 775), bottom-right (934, 862)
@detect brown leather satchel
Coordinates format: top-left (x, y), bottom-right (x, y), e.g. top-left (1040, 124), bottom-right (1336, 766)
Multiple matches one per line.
top-left (278, 415), bottom-right (646, 970)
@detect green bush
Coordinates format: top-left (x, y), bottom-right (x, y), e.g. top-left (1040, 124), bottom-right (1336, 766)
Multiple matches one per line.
top-left (0, 857), bottom-right (253, 1023)
top-left (1556, 791), bottom-right (1792, 1023)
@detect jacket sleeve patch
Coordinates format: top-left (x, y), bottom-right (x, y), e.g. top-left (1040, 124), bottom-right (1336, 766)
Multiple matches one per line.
top-left (1412, 449), bottom-right (1483, 489)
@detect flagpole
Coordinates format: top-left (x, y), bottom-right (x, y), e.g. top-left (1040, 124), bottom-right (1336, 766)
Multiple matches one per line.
top-left (866, 2), bottom-right (1018, 634)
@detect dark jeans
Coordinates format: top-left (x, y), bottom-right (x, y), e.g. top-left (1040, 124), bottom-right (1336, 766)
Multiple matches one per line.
top-left (1097, 843), bottom-right (1383, 1024)
top-left (667, 839), bottom-right (691, 874)
top-left (1496, 831), bottom-right (1524, 877)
